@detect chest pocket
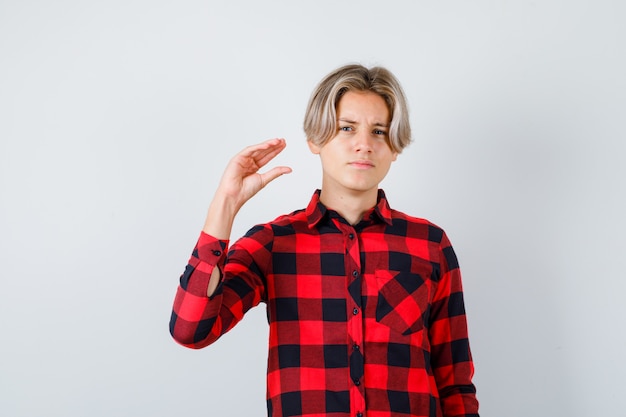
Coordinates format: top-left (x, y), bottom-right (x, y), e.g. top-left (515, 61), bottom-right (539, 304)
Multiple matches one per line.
top-left (373, 270), bottom-right (431, 335)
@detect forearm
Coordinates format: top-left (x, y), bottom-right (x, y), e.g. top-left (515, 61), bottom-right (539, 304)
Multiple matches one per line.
top-left (202, 192), bottom-right (241, 295)
top-left (169, 235), bottom-right (229, 348)
top-left (202, 189), bottom-right (241, 240)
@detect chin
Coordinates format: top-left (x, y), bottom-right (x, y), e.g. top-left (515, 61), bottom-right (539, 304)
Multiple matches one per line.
top-left (345, 184), bottom-right (378, 194)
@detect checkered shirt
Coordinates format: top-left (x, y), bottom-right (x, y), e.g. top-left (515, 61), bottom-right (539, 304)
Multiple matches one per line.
top-left (170, 190), bottom-right (479, 417)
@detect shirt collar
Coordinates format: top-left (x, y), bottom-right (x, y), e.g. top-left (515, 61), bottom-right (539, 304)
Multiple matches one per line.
top-left (305, 189), bottom-right (394, 228)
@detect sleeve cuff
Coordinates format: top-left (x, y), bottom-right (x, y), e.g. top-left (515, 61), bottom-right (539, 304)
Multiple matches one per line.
top-left (184, 232), bottom-right (229, 297)
top-left (196, 231), bottom-right (229, 261)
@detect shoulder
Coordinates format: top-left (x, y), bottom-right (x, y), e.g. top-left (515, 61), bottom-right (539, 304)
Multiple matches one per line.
top-left (387, 208), bottom-right (449, 245)
top-left (241, 208), bottom-right (308, 241)
top-left (269, 208), bottom-right (309, 234)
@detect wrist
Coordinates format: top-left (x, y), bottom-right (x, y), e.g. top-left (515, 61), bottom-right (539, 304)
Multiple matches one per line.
top-left (202, 193), bottom-right (240, 240)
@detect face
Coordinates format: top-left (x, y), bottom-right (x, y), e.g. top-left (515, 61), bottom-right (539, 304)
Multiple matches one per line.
top-left (308, 90), bottom-right (397, 201)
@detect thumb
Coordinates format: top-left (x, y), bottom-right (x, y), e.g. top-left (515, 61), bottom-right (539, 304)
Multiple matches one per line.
top-left (259, 166), bottom-right (292, 188)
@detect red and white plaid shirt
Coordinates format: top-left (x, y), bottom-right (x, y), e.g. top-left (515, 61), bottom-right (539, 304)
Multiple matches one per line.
top-left (170, 190), bottom-right (479, 417)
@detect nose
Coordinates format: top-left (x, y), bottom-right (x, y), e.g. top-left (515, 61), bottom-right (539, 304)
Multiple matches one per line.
top-left (353, 130), bottom-right (373, 153)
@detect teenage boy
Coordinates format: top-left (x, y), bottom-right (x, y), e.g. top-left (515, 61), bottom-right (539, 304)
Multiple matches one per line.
top-left (170, 64), bottom-right (479, 417)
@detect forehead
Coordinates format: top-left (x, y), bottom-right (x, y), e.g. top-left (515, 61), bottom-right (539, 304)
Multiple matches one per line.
top-left (336, 90), bottom-right (389, 121)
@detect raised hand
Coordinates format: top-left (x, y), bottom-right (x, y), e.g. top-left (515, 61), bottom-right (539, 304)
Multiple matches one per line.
top-left (217, 138), bottom-right (292, 206)
top-left (203, 138), bottom-right (292, 239)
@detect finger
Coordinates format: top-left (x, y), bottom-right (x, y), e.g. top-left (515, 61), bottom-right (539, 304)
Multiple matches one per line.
top-left (245, 138), bottom-right (285, 154)
top-left (259, 166), bottom-right (292, 188)
top-left (240, 138), bottom-right (285, 158)
top-left (248, 139), bottom-right (287, 168)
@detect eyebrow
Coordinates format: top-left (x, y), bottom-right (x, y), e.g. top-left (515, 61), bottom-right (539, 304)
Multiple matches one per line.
top-left (338, 118), bottom-right (389, 128)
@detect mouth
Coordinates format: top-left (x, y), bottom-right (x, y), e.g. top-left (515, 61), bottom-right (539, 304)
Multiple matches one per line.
top-left (349, 160), bottom-right (375, 169)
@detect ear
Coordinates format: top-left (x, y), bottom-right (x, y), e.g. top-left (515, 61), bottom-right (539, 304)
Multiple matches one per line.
top-left (307, 139), bottom-right (321, 155)
top-left (391, 152), bottom-right (398, 162)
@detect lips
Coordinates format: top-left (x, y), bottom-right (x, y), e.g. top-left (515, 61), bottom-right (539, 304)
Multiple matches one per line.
top-left (349, 160), bottom-right (375, 169)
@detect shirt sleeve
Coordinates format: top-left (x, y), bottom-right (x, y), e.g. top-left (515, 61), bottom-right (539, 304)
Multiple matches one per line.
top-left (429, 231), bottom-right (480, 417)
top-left (169, 230), bottom-right (268, 349)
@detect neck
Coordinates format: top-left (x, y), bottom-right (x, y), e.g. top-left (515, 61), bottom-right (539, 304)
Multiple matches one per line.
top-left (318, 188), bottom-right (378, 225)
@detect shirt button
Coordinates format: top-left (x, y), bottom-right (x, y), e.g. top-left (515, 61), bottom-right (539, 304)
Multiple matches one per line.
top-left (348, 233), bottom-right (354, 239)
top-left (353, 344), bottom-right (360, 350)
top-left (353, 379), bottom-right (360, 386)
top-left (352, 270), bottom-right (359, 278)
top-left (357, 412), bottom-right (363, 417)
top-left (212, 250), bottom-right (221, 256)
top-left (352, 308), bottom-right (359, 315)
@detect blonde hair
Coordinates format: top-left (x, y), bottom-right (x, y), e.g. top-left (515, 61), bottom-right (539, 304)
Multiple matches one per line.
top-left (303, 64), bottom-right (412, 153)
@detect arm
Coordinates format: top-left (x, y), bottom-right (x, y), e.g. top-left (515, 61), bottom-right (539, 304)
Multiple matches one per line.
top-left (429, 232), bottom-right (479, 417)
top-left (169, 139), bottom-right (291, 348)
top-left (202, 138), bottom-right (292, 295)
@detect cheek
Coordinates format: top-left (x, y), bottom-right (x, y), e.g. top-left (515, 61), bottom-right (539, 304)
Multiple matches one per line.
top-left (319, 149), bottom-right (337, 169)
top-left (375, 143), bottom-right (397, 161)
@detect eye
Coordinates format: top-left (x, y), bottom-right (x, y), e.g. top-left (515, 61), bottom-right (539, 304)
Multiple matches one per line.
top-left (373, 129), bottom-right (387, 136)
top-left (339, 126), bottom-right (353, 132)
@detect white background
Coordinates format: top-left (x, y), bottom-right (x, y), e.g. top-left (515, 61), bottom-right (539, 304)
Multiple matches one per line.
top-left (1, 1), bottom-right (624, 416)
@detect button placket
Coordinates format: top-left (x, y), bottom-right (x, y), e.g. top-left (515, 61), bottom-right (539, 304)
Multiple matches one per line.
top-left (343, 225), bottom-right (365, 415)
